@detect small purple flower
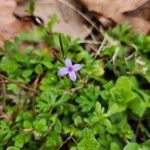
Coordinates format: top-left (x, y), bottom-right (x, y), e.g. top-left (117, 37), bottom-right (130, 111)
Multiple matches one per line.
top-left (58, 58), bottom-right (81, 81)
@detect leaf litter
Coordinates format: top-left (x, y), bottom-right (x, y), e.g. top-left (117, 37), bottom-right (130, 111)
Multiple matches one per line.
top-left (80, 0), bottom-right (150, 34)
top-left (0, 0), bottom-right (149, 48)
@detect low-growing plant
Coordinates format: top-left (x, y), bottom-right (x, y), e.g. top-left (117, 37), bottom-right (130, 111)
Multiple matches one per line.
top-left (0, 18), bottom-right (150, 150)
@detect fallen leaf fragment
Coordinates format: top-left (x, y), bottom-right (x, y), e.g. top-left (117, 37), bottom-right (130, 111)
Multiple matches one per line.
top-left (34, 0), bottom-right (91, 39)
top-left (80, 0), bottom-right (150, 34)
top-left (0, 0), bottom-right (32, 48)
top-left (15, 0), bottom-right (92, 39)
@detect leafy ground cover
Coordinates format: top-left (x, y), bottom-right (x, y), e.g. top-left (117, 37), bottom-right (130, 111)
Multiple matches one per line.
top-left (0, 18), bottom-right (150, 150)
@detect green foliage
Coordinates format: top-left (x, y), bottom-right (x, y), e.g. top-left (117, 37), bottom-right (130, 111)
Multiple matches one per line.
top-left (13, 132), bottom-right (30, 148)
top-left (47, 14), bottom-right (58, 30)
top-left (108, 23), bottom-right (137, 44)
top-left (76, 85), bottom-right (100, 113)
top-left (0, 19), bottom-right (150, 150)
top-left (7, 147), bottom-right (20, 150)
top-left (78, 128), bottom-right (100, 150)
top-left (123, 143), bottom-right (139, 150)
top-left (28, 0), bottom-right (35, 15)
top-left (135, 35), bottom-right (150, 53)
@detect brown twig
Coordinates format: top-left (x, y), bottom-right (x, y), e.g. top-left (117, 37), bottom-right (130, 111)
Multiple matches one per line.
top-left (32, 74), bottom-right (41, 91)
top-left (57, 0), bottom-right (103, 35)
top-left (0, 75), bottom-right (7, 107)
top-left (43, 122), bottom-right (55, 137)
top-left (135, 117), bottom-right (150, 140)
top-left (94, 36), bottom-right (107, 59)
top-left (135, 118), bottom-right (142, 140)
top-left (56, 134), bottom-right (77, 150)
top-left (0, 74), bottom-right (37, 93)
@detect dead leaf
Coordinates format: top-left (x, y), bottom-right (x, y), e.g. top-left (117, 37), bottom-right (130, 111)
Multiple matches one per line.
top-left (80, 0), bottom-right (150, 34)
top-left (16, 0), bottom-right (91, 39)
top-left (35, 0), bottom-right (91, 39)
top-left (0, 0), bottom-right (32, 48)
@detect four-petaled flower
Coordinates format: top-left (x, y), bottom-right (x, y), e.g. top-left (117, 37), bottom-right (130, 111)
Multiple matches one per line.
top-left (58, 58), bottom-right (81, 81)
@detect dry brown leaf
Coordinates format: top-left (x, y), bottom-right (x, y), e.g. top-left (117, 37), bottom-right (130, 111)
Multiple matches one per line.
top-left (80, 0), bottom-right (150, 34)
top-left (0, 0), bottom-right (32, 48)
top-left (0, 0), bottom-right (91, 48)
top-left (80, 0), bottom-right (148, 15)
top-left (34, 0), bottom-right (91, 39)
top-left (14, 0), bottom-right (91, 39)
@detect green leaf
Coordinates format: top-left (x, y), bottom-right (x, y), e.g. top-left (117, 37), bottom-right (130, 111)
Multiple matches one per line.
top-left (23, 120), bottom-right (32, 129)
top-left (28, 0), bottom-right (35, 15)
top-left (107, 103), bottom-right (126, 114)
top-left (115, 76), bottom-right (134, 90)
top-left (110, 76), bottom-right (137, 104)
top-left (108, 23), bottom-right (137, 44)
top-left (76, 85), bottom-right (100, 113)
top-left (7, 83), bottom-right (17, 92)
top-left (128, 96), bottom-right (146, 116)
top-left (55, 94), bottom-right (70, 106)
top-left (141, 139), bottom-right (150, 150)
top-left (47, 14), bottom-right (58, 30)
top-left (35, 64), bottom-right (43, 74)
top-left (46, 131), bottom-right (62, 148)
top-left (22, 69), bottom-right (33, 78)
top-left (73, 115), bottom-right (83, 126)
top-left (135, 35), bottom-right (150, 53)
top-left (95, 102), bottom-right (103, 114)
top-left (42, 58), bottom-right (53, 69)
top-left (19, 27), bottom-right (46, 42)
top-left (83, 60), bottom-right (104, 79)
top-left (70, 147), bottom-right (78, 150)
top-left (54, 119), bottom-right (62, 134)
top-left (0, 57), bottom-right (18, 76)
top-left (47, 33), bottom-right (70, 52)
top-left (14, 132), bottom-right (29, 148)
top-left (7, 147), bottom-right (20, 150)
top-left (110, 142), bottom-right (121, 150)
top-left (123, 143), bottom-right (139, 150)
top-left (78, 128), bottom-right (99, 150)
top-left (33, 118), bottom-right (48, 133)
top-left (36, 91), bottom-right (58, 112)
top-left (4, 40), bottom-right (19, 53)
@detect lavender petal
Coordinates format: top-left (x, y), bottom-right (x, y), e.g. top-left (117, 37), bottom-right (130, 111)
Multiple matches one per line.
top-left (69, 72), bottom-right (77, 81)
top-left (72, 64), bottom-right (81, 72)
top-left (65, 58), bottom-right (72, 67)
top-left (58, 67), bottom-right (68, 76)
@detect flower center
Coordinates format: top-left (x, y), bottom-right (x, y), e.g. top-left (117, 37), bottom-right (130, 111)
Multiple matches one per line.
top-left (67, 66), bottom-right (73, 72)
